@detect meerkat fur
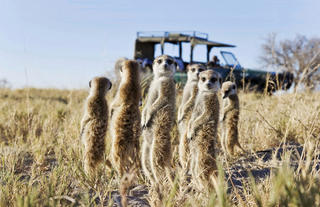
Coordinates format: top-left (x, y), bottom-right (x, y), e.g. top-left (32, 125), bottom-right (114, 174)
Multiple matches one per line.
top-left (80, 76), bottom-right (112, 176)
top-left (110, 60), bottom-right (142, 177)
top-left (141, 55), bottom-right (176, 183)
top-left (220, 81), bottom-right (245, 156)
top-left (177, 64), bottom-right (206, 170)
top-left (186, 70), bottom-right (221, 190)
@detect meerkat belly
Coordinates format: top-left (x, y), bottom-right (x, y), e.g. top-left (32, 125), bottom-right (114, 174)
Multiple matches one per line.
top-left (225, 110), bottom-right (239, 138)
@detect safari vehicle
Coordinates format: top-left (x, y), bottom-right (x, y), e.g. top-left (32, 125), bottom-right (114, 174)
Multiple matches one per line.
top-left (134, 31), bottom-right (294, 92)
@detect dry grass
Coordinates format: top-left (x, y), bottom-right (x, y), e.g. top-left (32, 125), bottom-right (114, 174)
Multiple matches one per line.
top-left (0, 87), bottom-right (320, 206)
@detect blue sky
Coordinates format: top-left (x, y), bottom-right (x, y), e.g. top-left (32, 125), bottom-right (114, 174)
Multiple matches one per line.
top-left (0, 0), bottom-right (319, 88)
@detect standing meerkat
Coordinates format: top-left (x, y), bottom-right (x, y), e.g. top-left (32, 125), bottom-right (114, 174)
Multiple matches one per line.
top-left (80, 76), bottom-right (112, 176)
top-left (220, 81), bottom-right (244, 156)
top-left (141, 55), bottom-right (176, 183)
top-left (186, 70), bottom-right (221, 190)
top-left (110, 60), bottom-right (142, 177)
top-left (177, 64), bottom-right (206, 170)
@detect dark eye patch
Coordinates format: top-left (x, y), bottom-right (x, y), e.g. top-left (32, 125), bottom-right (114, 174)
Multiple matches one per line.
top-left (157, 59), bottom-right (162, 64)
top-left (167, 59), bottom-right (173, 65)
top-left (198, 68), bottom-right (204, 72)
top-left (201, 77), bottom-right (206, 82)
top-left (210, 77), bottom-right (217, 82)
top-left (191, 68), bottom-right (195, 72)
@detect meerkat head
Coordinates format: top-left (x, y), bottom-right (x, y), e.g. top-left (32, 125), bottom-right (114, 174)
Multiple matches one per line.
top-left (152, 55), bottom-right (177, 78)
top-left (119, 60), bottom-right (139, 79)
top-left (198, 70), bottom-right (221, 93)
top-left (187, 64), bottom-right (206, 82)
top-left (89, 76), bottom-right (112, 96)
top-left (114, 57), bottom-right (128, 78)
top-left (221, 81), bottom-right (237, 99)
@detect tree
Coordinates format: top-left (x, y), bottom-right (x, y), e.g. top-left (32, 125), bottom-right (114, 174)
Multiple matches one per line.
top-left (260, 34), bottom-right (320, 91)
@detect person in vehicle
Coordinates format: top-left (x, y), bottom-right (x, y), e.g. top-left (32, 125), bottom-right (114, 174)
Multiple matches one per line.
top-left (207, 55), bottom-right (220, 68)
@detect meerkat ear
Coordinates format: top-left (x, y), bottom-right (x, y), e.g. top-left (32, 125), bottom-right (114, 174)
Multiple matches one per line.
top-left (89, 80), bottom-right (92, 88)
top-left (219, 78), bottom-right (222, 87)
top-left (186, 64), bottom-right (190, 71)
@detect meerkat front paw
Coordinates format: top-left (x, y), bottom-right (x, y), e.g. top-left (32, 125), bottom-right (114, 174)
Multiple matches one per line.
top-left (145, 119), bottom-right (152, 128)
top-left (141, 113), bottom-right (146, 128)
top-left (219, 116), bottom-right (224, 123)
top-left (110, 108), bottom-right (114, 118)
top-left (141, 121), bottom-right (146, 130)
top-left (177, 112), bottom-right (182, 122)
top-left (187, 130), bottom-right (194, 140)
top-left (144, 114), bottom-right (152, 128)
top-left (178, 114), bottom-right (185, 124)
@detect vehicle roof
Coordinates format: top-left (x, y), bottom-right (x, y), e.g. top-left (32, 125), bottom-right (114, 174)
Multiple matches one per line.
top-left (136, 31), bottom-right (236, 48)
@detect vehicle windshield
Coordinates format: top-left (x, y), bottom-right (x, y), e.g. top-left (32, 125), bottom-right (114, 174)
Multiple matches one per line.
top-left (220, 51), bottom-right (241, 69)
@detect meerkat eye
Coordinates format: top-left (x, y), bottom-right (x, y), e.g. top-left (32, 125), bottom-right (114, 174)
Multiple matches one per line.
top-left (167, 59), bottom-right (173, 65)
top-left (157, 59), bottom-right (162, 64)
top-left (210, 77), bottom-right (217, 82)
top-left (191, 68), bottom-right (195, 72)
top-left (201, 77), bottom-right (206, 82)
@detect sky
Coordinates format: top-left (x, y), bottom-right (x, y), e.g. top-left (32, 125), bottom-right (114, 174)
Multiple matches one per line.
top-left (0, 0), bottom-right (319, 89)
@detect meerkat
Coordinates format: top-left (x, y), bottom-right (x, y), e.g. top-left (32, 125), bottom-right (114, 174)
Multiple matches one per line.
top-left (220, 81), bottom-right (245, 156)
top-left (177, 64), bottom-right (206, 170)
top-left (141, 55), bottom-right (176, 183)
top-left (109, 60), bottom-right (142, 177)
top-left (80, 76), bottom-right (112, 176)
top-left (186, 70), bottom-right (221, 190)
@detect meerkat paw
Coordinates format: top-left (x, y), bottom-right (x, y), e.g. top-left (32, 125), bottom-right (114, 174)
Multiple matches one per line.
top-left (110, 109), bottom-right (114, 118)
top-left (220, 115), bottom-right (224, 123)
top-left (187, 130), bottom-right (194, 140)
top-left (145, 119), bottom-right (151, 128)
top-left (144, 114), bottom-right (152, 128)
top-left (177, 113), bottom-right (182, 123)
top-left (141, 117), bottom-right (146, 129)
